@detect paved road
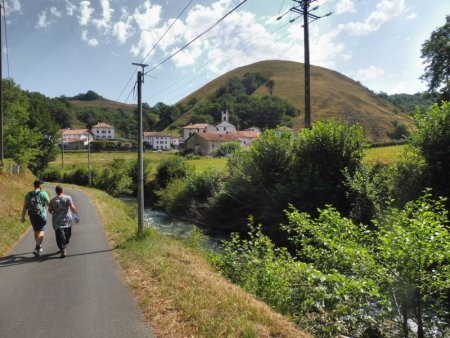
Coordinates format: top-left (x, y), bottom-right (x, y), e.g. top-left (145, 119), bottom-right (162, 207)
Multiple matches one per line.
top-left (0, 188), bottom-right (155, 338)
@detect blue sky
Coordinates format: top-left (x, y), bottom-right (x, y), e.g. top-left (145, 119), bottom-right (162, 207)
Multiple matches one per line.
top-left (2, 0), bottom-right (449, 105)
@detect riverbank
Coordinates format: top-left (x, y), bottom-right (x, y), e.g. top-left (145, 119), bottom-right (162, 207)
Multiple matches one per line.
top-left (82, 186), bottom-right (310, 337)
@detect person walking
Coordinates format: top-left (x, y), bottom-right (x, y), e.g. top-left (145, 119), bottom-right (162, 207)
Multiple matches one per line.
top-left (48, 185), bottom-right (78, 258)
top-left (21, 179), bottom-right (50, 257)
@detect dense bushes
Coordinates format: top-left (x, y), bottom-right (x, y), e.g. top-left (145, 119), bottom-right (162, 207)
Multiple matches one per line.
top-left (210, 194), bottom-right (450, 337)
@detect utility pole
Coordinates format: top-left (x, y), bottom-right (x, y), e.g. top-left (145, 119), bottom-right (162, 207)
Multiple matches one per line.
top-left (87, 135), bottom-right (92, 186)
top-left (132, 62), bottom-right (147, 235)
top-left (290, 0), bottom-right (332, 129)
top-left (0, 2), bottom-right (4, 164)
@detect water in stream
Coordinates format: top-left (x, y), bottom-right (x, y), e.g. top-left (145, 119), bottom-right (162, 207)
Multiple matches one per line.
top-left (143, 208), bottom-right (227, 250)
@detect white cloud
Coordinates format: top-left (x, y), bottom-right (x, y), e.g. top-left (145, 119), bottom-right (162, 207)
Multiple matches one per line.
top-left (133, 1), bottom-right (162, 31)
top-left (4, 0), bottom-right (21, 14)
top-left (338, 0), bottom-right (409, 36)
top-left (35, 7), bottom-right (61, 28)
top-left (93, 0), bottom-right (113, 29)
top-left (49, 7), bottom-right (61, 18)
top-left (81, 30), bottom-right (99, 46)
top-left (36, 11), bottom-right (48, 28)
top-left (65, 0), bottom-right (76, 16)
top-left (79, 1), bottom-right (94, 26)
top-left (113, 19), bottom-right (134, 44)
top-left (334, 0), bottom-right (356, 15)
top-left (355, 65), bottom-right (385, 81)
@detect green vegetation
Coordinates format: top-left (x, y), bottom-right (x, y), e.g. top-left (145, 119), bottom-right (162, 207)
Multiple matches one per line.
top-left (211, 194), bottom-right (450, 337)
top-left (179, 60), bottom-right (413, 143)
top-left (3, 80), bottom-right (60, 175)
top-left (82, 186), bottom-right (309, 338)
top-left (0, 161), bottom-right (37, 256)
top-left (186, 72), bottom-right (299, 129)
top-left (420, 15), bottom-right (450, 102)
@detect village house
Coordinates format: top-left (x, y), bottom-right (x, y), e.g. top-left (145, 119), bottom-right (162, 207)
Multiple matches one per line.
top-left (91, 122), bottom-right (115, 139)
top-left (182, 123), bottom-right (217, 141)
top-left (60, 128), bottom-right (94, 149)
top-left (143, 131), bottom-right (171, 150)
top-left (183, 130), bottom-right (259, 156)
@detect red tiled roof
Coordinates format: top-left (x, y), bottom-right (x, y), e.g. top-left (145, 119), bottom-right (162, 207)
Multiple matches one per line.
top-left (61, 129), bottom-right (90, 135)
top-left (182, 124), bottom-right (211, 129)
top-left (144, 132), bottom-right (170, 137)
top-left (92, 122), bottom-right (114, 129)
top-left (229, 131), bottom-right (259, 138)
top-left (196, 133), bottom-right (238, 142)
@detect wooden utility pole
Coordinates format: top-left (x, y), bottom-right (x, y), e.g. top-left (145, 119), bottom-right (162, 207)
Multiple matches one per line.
top-left (132, 63), bottom-right (147, 234)
top-left (290, 1), bottom-right (332, 129)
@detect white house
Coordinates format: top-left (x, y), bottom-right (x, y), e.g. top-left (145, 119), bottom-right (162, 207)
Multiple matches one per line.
top-left (143, 131), bottom-right (171, 150)
top-left (182, 123), bottom-right (217, 141)
top-left (216, 110), bottom-right (236, 134)
top-left (91, 122), bottom-right (115, 139)
top-left (171, 137), bottom-right (182, 148)
top-left (60, 129), bottom-right (93, 146)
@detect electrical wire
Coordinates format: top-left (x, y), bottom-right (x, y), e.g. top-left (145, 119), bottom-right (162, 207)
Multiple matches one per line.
top-left (144, 0), bottom-right (249, 76)
top-left (116, 0), bottom-right (195, 103)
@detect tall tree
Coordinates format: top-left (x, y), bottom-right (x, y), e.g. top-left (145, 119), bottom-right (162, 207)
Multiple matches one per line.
top-left (420, 15), bottom-right (450, 102)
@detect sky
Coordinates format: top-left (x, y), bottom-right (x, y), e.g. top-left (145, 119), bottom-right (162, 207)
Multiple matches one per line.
top-left (2, 0), bottom-right (449, 106)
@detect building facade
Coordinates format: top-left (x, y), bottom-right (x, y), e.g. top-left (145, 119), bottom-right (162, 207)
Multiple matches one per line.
top-left (182, 123), bottom-right (218, 141)
top-left (143, 131), bottom-right (171, 150)
top-left (91, 122), bottom-right (115, 139)
top-left (60, 129), bottom-right (93, 145)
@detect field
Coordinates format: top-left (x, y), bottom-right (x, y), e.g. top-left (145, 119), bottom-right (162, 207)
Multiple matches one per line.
top-left (49, 145), bottom-right (405, 174)
top-left (50, 150), bottom-right (228, 173)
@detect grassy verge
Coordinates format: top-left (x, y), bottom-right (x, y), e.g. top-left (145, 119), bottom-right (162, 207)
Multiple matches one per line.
top-left (81, 186), bottom-right (310, 338)
top-left (0, 160), bottom-right (36, 256)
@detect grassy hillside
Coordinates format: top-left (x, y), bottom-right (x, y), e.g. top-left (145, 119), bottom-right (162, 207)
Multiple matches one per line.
top-left (0, 161), bottom-right (36, 255)
top-left (179, 60), bottom-right (413, 143)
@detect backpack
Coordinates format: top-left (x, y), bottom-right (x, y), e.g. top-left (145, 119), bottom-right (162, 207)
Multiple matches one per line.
top-left (28, 191), bottom-right (45, 221)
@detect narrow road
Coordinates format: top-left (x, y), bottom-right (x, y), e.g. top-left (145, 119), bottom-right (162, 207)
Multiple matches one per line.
top-left (0, 187), bottom-right (155, 338)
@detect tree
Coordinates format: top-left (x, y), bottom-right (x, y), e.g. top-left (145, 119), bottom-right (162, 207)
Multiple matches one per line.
top-left (420, 15), bottom-right (450, 102)
top-left (265, 79), bottom-right (275, 95)
top-left (411, 102), bottom-right (450, 203)
top-left (374, 192), bottom-right (450, 338)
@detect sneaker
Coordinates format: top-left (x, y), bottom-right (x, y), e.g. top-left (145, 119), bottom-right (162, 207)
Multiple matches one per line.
top-left (32, 249), bottom-right (40, 257)
top-left (38, 246), bottom-right (43, 253)
top-left (60, 249), bottom-right (67, 258)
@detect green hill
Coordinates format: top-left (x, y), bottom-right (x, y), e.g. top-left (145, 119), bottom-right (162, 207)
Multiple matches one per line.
top-left (178, 60), bottom-right (413, 143)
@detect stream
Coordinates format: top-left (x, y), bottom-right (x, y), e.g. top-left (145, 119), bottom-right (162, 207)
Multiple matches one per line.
top-left (143, 208), bottom-right (228, 250)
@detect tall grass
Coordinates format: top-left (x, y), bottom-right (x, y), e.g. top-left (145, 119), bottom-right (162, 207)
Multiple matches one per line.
top-left (82, 186), bottom-right (309, 337)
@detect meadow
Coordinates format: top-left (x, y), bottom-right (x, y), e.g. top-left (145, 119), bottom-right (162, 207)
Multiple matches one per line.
top-left (50, 144), bottom-right (405, 173)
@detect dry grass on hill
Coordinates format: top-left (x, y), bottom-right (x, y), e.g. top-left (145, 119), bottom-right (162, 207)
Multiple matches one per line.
top-left (178, 60), bottom-right (413, 143)
top-left (0, 161), bottom-right (36, 255)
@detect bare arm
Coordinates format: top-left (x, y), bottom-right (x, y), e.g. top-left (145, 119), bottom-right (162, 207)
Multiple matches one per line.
top-left (70, 202), bottom-right (77, 214)
top-left (21, 203), bottom-right (27, 222)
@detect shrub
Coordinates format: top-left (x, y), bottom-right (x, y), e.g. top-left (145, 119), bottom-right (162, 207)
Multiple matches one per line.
top-left (42, 167), bottom-right (64, 182)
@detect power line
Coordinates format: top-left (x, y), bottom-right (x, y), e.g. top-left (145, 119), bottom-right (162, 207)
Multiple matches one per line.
top-left (147, 1), bottom-right (302, 105)
top-left (144, 0), bottom-right (249, 76)
top-left (116, 0), bottom-right (195, 103)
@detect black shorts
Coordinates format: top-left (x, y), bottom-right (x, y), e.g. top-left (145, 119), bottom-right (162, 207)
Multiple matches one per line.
top-left (30, 215), bottom-right (47, 232)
